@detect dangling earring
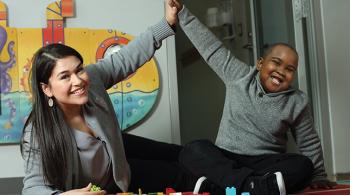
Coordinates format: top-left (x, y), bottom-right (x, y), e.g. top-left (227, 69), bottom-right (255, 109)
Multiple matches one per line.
top-left (48, 97), bottom-right (54, 107)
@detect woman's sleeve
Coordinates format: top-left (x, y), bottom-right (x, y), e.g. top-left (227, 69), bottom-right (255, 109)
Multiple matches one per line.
top-left (87, 18), bottom-right (175, 90)
top-left (22, 126), bottom-right (60, 195)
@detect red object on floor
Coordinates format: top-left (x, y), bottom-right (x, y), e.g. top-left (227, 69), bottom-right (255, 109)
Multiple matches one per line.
top-left (294, 184), bottom-right (350, 195)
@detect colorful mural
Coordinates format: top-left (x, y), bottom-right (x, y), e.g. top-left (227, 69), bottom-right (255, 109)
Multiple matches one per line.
top-left (0, 0), bottom-right (160, 144)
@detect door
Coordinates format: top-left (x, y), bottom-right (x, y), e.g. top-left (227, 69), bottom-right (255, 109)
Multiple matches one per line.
top-left (248, 0), bottom-right (295, 67)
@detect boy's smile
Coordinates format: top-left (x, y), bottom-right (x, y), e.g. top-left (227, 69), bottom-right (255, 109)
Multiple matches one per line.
top-left (256, 45), bottom-right (298, 93)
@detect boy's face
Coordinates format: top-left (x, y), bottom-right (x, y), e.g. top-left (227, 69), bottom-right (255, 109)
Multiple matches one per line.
top-left (256, 45), bottom-right (298, 93)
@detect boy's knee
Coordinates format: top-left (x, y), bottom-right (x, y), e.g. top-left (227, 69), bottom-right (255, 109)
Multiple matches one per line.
top-left (179, 139), bottom-right (215, 162)
top-left (181, 139), bottom-right (211, 154)
top-left (292, 154), bottom-right (314, 177)
top-left (185, 139), bottom-right (214, 150)
top-left (285, 154), bottom-right (314, 192)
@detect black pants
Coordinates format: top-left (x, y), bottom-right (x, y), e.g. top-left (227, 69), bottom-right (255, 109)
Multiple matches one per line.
top-left (179, 139), bottom-right (314, 194)
top-left (120, 133), bottom-right (198, 193)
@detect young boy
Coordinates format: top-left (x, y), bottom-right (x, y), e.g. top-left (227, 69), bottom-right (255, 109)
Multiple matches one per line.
top-left (169, 0), bottom-right (336, 194)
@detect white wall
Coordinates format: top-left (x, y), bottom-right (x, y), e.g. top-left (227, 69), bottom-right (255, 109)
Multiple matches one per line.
top-left (320, 0), bottom-right (350, 174)
top-left (0, 0), bottom-right (180, 179)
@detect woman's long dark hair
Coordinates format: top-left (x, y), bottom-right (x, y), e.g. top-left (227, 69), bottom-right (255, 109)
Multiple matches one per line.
top-left (20, 43), bottom-right (84, 189)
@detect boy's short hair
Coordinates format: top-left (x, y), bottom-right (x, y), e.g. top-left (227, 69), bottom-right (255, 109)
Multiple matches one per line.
top-left (262, 43), bottom-right (299, 59)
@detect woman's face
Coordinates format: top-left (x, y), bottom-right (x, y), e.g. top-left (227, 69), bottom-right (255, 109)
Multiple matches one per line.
top-left (41, 55), bottom-right (90, 110)
top-left (256, 45), bottom-right (298, 93)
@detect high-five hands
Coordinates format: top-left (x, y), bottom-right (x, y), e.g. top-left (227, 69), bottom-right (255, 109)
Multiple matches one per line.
top-left (169, 0), bottom-right (183, 11)
top-left (165, 0), bottom-right (183, 26)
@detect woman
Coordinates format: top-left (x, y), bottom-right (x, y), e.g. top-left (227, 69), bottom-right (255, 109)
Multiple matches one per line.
top-left (20, 1), bottom-right (195, 194)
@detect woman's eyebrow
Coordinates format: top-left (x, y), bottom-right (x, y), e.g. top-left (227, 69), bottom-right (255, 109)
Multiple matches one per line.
top-left (56, 62), bottom-right (83, 78)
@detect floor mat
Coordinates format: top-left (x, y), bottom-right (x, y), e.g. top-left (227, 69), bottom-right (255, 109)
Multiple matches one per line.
top-left (294, 184), bottom-right (350, 195)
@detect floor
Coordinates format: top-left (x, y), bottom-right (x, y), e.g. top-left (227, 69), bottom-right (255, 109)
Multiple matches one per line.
top-left (294, 181), bottom-right (350, 195)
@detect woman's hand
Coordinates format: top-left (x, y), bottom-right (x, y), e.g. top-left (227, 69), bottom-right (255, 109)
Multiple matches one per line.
top-left (310, 179), bottom-right (337, 190)
top-left (165, 0), bottom-right (182, 26)
top-left (59, 183), bottom-right (106, 195)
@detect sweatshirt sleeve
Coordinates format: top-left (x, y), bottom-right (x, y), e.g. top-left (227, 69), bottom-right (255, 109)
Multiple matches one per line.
top-left (178, 6), bottom-right (250, 84)
top-left (87, 18), bottom-right (175, 90)
top-left (291, 104), bottom-right (328, 182)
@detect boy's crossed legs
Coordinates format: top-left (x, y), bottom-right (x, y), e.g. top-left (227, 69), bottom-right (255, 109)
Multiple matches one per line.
top-left (179, 140), bottom-right (313, 194)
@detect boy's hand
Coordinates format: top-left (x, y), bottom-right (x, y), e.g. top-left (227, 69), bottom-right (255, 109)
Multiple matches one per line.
top-left (165, 0), bottom-right (182, 26)
top-left (310, 179), bottom-right (337, 190)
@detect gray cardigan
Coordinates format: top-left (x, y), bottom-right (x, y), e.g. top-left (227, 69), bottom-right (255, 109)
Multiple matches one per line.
top-left (22, 18), bottom-right (174, 195)
top-left (178, 6), bottom-right (327, 181)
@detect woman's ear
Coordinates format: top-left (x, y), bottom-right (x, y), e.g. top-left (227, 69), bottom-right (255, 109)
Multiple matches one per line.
top-left (256, 57), bottom-right (264, 70)
top-left (40, 82), bottom-right (53, 97)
